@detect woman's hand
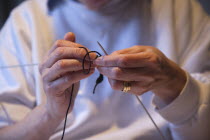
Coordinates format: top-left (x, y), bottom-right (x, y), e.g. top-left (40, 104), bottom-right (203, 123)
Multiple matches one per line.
top-left (94, 45), bottom-right (187, 104)
top-left (39, 32), bottom-right (96, 120)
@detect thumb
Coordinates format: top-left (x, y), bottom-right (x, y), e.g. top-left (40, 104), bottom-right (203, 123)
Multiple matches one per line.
top-left (64, 32), bottom-right (76, 42)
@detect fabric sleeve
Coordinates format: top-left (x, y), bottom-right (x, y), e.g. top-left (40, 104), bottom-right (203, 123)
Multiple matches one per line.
top-left (153, 72), bottom-right (210, 139)
top-left (0, 3), bottom-right (37, 128)
top-left (153, 0), bottom-right (210, 139)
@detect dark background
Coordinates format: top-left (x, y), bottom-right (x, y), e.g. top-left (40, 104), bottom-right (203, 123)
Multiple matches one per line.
top-left (0, 0), bottom-right (25, 29)
top-left (0, 0), bottom-right (210, 29)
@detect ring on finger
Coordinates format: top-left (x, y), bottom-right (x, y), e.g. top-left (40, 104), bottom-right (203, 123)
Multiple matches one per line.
top-left (122, 81), bottom-right (131, 93)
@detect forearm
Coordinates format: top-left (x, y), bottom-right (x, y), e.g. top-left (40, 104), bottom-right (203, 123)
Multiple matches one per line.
top-left (154, 73), bottom-right (210, 139)
top-left (0, 104), bottom-right (63, 140)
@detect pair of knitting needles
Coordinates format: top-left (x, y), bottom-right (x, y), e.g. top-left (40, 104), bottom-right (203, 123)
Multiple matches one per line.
top-left (97, 41), bottom-right (166, 140)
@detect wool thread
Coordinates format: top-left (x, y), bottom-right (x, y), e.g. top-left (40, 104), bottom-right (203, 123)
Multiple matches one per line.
top-left (61, 47), bottom-right (103, 140)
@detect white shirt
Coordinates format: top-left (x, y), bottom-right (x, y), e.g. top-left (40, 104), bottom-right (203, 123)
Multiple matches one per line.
top-left (0, 0), bottom-right (210, 139)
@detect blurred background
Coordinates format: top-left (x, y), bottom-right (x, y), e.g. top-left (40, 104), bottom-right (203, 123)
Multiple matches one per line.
top-left (0, 0), bottom-right (25, 29)
top-left (0, 0), bottom-right (210, 29)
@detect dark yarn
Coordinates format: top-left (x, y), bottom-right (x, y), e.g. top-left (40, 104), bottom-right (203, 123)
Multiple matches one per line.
top-left (79, 47), bottom-right (103, 93)
top-left (93, 74), bottom-right (104, 94)
top-left (61, 84), bottom-right (74, 140)
top-left (61, 47), bottom-right (103, 140)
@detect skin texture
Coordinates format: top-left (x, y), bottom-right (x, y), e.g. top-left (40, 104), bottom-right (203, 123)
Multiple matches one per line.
top-left (0, 32), bottom-right (186, 139)
top-left (0, 1), bottom-right (189, 140)
top-left (0, 32), bottom-right (97, 140)
top-left (39, 32), bottom-right (97, 119)
top-left (94, 45), bottom-right (187, 104)
top-left (76, 0), bottom-right (187, 104)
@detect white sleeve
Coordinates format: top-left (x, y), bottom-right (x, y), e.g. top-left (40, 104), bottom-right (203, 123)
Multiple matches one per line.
top-left (153, 0), bottom-right (210, 139)
top-left (154, 72), bottom-right (210, 140)
top-left (0, 4), bottom-right (36, 128)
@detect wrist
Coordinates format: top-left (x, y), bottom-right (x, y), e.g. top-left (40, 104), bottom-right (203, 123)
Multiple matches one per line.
top-left (153, 61), bottom-right (187, 104)
top-left (43, 102), bottom-right (65, 123)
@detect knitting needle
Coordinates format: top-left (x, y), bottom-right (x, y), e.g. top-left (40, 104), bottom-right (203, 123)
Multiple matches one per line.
top-left (0, 63), bottom-right (39, 69)
top-left (97, 41), bottom-right (108, 55)
top-left (96, 41), bottom-right (166, 140)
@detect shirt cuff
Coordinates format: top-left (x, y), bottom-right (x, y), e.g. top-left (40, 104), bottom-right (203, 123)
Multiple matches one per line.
top-left (153, 72), bottom-right (200, 124)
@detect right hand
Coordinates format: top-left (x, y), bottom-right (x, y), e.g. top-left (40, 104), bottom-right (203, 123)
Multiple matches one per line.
top-left (39, 32), bottom-right (96, 120)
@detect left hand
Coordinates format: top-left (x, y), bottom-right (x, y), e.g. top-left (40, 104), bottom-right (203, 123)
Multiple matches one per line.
top-left (94, 45), bottom-right (187, 104)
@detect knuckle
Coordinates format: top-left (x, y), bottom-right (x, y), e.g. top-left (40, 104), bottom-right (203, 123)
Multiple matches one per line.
top-left (118, 56), bottom-right (129, 67)
top-left (149, 55), bottom-right (159, 63)
top-left (143, 46), bottom-right (154, 52)
top-left (74, 48), bottom-right (84, 58)
top-left (56, 60), bottom-right (66, 69)
top-left (55, 40), bottom-right (63, 47)
top-left (74, 60), bottom-right (82, 68)
top-left (132, 45), bottom-right (143, 51)
top-left (112, 67), bottom-right (122, 79)
top-left (144, 51), bottom-right (153, 58)
top-left (144, 52), bottom-right (159, 64)
top-left (74, 48), bottom-right (80, 54)
top-left (55, 47), bottom-right (65, 56)
top-left (132, 45), bottom-right (140, 49)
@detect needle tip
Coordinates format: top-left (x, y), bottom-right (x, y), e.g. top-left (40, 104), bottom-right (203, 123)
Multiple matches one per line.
top-left (97, 41), bottom-right (108, 55)
top-left (97, 41), bottom-right (101, 46)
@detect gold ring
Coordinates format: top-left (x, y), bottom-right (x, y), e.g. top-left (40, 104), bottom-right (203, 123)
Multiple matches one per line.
top-left (122, 81), bottom-right (131, 93)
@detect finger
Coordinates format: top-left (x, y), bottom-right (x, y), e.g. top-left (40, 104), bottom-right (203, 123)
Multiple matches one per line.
top-left (45, 69), bottom-right (95, 95)
top-left (47, 40), bottom-right (85, 55)
top-left (97, 67), bottom-right (156, 82)
top-left (108, 79), bottom-right (151, 95)
top-left (111, 45), bottom-right (146, 55)
top-left (94, 52), bottom-right (158, 68)
top-left (42, 33), bottom-right (76, 73)
top-left (43, 59), bottom-right (96, 82)
top-left (64, 32), bottom-right (76, 42)
top-left (44, 47), bottom-right (97, 68)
